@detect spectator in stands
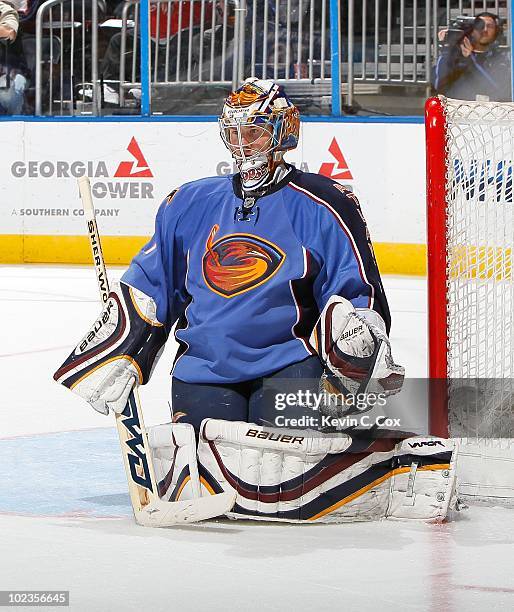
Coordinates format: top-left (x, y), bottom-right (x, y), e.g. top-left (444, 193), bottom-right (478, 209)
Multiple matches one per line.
top-left (433, 12), bottom-right (511, 102)
top-left (95, 0), bottom-right (213, 105)
top-left (0, 0), bottom-right (17, 40)
top-left (0, 0), bottom-right (28, 114)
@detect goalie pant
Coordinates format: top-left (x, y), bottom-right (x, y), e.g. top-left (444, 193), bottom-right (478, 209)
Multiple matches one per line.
top-left (149, 419), bottom-right (459, 523)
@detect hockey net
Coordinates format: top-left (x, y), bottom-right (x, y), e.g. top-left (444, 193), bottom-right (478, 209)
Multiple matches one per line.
top-left (426, 96), bottom-right (514, 502)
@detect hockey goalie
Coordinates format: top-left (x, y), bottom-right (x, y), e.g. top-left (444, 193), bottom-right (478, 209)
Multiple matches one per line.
top-left (54, 78), bottom-right (458, 523)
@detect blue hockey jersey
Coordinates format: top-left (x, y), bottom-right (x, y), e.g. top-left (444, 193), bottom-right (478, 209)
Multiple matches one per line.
top-left (122, 167), bottom-right (390, 384)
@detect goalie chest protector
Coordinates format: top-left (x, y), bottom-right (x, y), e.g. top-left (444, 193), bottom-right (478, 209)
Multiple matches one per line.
top-left (122, 167), bottom-right (390, 384)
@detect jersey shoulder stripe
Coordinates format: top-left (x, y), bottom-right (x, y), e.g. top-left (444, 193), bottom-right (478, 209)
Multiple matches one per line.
top-left (287, 174), bottom-right (375, 309)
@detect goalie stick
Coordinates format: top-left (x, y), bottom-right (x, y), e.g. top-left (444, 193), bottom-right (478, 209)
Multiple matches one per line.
top-left (77, 176), bottom-right (235, 527)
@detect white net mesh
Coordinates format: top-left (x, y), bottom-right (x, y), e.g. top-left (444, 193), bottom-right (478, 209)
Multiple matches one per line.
top-left (443, 98), bottom-right (514, 440)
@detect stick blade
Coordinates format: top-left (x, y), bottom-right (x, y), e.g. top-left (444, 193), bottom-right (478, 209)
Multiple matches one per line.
top-left (134, 492), bottom-right (236, 527)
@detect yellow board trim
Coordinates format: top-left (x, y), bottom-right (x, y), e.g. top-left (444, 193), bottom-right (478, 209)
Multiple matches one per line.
top-left (0, 235), bottom-right (149, 265)
top-left (0, 236), bottom-right (428, 276)
top-left (449, 245), bottom-right (513, 281)
top-left (373, 242), bottom-right (427, 276)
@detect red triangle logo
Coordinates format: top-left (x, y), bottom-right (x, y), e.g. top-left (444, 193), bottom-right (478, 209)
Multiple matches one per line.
top-left (114, 137), bottom-right (154, 178)
top-left (318, 137), bottom-right (353, 180)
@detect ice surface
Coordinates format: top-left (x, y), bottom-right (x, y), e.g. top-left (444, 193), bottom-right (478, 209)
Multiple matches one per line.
top-left (1, 266), bottom-right (512, 611)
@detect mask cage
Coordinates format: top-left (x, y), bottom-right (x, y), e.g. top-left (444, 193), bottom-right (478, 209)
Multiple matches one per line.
top-left (219, 115), bottom-right (284, 162)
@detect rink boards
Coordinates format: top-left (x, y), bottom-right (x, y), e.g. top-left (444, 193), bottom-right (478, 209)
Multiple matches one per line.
top-left (0, 119), bottom-right (426, 274)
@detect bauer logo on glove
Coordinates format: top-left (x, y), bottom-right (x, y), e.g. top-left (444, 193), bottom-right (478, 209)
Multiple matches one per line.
top-left (310, 295), bottom-right (405, 415)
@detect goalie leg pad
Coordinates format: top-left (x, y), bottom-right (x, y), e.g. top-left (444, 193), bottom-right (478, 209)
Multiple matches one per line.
top-left (198, 419), bottom-right (393, 523)
top-left (147, 422), bottom-right (201, 501)
top-left (386, 437), bottom-right (459, 522)
top-left (197, 420), bottom-right (459, 523)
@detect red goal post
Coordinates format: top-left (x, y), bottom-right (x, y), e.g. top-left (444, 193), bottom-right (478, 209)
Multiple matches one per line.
top-left (425, 96), bottom-right (449, 438)
top-left (425, 96), bottom-right (514, 501)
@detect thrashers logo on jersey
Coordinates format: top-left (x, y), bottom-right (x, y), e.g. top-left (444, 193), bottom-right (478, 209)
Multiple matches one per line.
top-left (202, 225), bottom-right (285, 298)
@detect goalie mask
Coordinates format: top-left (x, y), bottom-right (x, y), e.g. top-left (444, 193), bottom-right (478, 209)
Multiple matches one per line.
top-left (219, 77), bottom-right (300, 192)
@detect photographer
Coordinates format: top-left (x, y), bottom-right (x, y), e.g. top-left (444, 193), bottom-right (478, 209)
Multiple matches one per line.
top-left (0, 1), bottom-right (28, 115)
top-left (433, 12), bottom-right (510, 102)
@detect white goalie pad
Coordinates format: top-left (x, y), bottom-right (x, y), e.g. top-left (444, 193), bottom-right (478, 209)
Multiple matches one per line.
top-left (197, 419), bottom-right (459, 523)
top-left (386, 437), bottom-right (459, 521)
top-left (147, 422), bottom-right (201, 502)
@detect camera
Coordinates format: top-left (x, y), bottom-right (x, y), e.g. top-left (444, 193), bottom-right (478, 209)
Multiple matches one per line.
top-left (442, 16), bottom-right (483, 48)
